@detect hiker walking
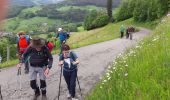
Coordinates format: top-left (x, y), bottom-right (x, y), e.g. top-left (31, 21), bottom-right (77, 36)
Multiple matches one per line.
top-left (56, 28), bottom-right (68, 54)
top-left (59, 44), bottom-right (80, 100)
top-left (126, 27), bottom-right (130, 39)
top-left (17, 38), bottom-right (53, 100)
top-left (120, 25), bottom-right (125, 38)
top-left (16, 31), bottom-right (30, 74)
top-left (129, 26), bottom-right (135, 40)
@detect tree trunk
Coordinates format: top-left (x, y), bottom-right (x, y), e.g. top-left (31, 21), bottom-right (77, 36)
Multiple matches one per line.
top-left (107, 0), bottom-right (113, 22)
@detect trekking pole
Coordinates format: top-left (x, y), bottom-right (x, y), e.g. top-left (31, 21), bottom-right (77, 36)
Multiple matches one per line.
top-left (17, 67), bottom-right (22, 98)
top-left (77, 75), bottom-right (83, 99)
top-left (58, 65), bottom-right (63, 100)
top-left (0, 85), bottom-right (3, 100)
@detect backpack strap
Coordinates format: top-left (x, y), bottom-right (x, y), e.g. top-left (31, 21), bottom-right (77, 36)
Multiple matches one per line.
top-left (70, 51), bottom-right (76, 61)
top-left (25, 35), bottom-right (30, 44)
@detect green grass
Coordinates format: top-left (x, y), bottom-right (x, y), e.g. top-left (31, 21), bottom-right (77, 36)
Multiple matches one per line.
top-left (120, 18), bottom-right (159, 30)
top-left (57, 5), bottom-right (104, 12)
top-left (77, 26), bottom-right (85, 32)
top-left (0, 59), bottom-right (18, 68)
top-left (85, 16), bottom-right (170, 100)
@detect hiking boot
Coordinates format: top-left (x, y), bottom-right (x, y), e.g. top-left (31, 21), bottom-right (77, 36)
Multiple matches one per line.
top-left (67, 93), bottom-right (71, 98)
top-left (32, 92), bottom-right (40, 100)
top-left (25, 69), bottom-right (29, 74)
top-left (42, 94), bottom-right (47, 100)
top-left (72, 97), bottom-right (78, 100)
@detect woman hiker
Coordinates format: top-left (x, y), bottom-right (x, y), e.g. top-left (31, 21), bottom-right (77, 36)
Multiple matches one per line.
top-left (59, 44), bottom-right (80, 100)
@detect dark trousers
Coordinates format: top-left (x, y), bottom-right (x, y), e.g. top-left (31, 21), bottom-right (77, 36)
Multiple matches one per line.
top-left (30, 80), bottom-right (46, 95)
top-left (129, 33), bottom-right (132, 40)
top-left (120, 32), bottom-right (124, 38)
top-left (126, 32), bottom-right (129, 39)
top-left (63, 69), bottom-right (77, 98)
top-left (59, 40), bottom-right (65, 54)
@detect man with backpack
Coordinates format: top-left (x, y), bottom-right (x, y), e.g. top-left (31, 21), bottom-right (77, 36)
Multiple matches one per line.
top-left (17, 38), bottom-right (53, 100)
top-left (16, 31), bottom-right (30, 74)
top-left (56, 28), bottom-right (69, 54)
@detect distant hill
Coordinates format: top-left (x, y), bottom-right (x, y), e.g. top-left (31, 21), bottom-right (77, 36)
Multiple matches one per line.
top-left (8, 0), bottom-right (64, 6)
top-left (64, 0), bottom-right (121, 7)
top-left (9, 0), bottom-right (121, 7)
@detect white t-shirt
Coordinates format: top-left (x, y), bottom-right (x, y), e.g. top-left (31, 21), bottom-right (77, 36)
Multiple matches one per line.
top-left (64, 58), bottom-right (71, 68)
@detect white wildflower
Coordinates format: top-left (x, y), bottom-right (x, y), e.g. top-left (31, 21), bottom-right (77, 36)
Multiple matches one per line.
top-left (106, 73), bottom-right (110, 76)
top-left (108, 65), bottom-right (111, 69)
top-left (100, 86), bottom-right (103, 89)
top-left (125, 64), bottom-right (128, 67)
top-left (125, 73), bottom-right (128, 77)
top-left (108, 77), bottom-right (111, 80)
top-left (103, 80), bottom-right (107, 83)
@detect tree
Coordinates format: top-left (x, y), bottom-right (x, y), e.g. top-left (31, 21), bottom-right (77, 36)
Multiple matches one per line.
top-left (107, 0), bottom-right (113, 22)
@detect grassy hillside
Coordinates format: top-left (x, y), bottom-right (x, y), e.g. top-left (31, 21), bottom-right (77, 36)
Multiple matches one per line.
top-left (0, 17), bottom-right (152, 68)
top-left (86, 16), bottom-right (170, 100)
top-left (4, 17), bottom-right (63, 32)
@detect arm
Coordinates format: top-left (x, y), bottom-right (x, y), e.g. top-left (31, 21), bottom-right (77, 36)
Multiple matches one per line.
top-left (71, 51), bottom-right (80, 65)
top-left (59, 54), bottom-right (64, 66)
top-left (22, 47), bottom-right (32, 63)
top-left (16, 41), bottom-right (19, 54)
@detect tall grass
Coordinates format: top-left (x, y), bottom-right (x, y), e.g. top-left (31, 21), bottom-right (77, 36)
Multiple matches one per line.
top-left (86, 16), bottom-right (170, 100)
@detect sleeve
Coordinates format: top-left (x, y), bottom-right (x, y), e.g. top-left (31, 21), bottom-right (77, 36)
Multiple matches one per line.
top-left (59, 54), bottom-right (64, 61)
top-left (22, 47), bottom-right (32, 63)
top-left (46, 47), bottom-right (53, 69)
top-left (56, 33), bottom-right (59, 38)
top-left (71, 51), bottom-right (78, 60)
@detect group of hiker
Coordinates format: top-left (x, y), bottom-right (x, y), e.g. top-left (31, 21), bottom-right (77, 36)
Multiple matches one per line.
top-left (120, 25), bottom-right (135, 40)
top-left (16, 28), bottom-right (79, 100)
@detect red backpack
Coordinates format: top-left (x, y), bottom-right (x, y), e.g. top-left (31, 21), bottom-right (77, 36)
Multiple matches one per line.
top-left (47, 42), bottom-right (54, 52)
top-left (17, 35), bottom-right (30, 53)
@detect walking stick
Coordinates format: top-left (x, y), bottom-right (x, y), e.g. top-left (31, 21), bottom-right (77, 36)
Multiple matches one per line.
top-left (0, 85), bottom-right (3, 100)
top-left (17, 67), bottom-right (22, 98)
top-left (58, 65), bottom-right (63, 100)
top-left (77, 76), bottom-right (83, 99)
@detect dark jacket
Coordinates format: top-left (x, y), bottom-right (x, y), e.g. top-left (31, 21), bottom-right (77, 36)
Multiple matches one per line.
top-left (22, 46), bottom-right (53, 69)
top-left (59, 51), bottom-right (78, 71)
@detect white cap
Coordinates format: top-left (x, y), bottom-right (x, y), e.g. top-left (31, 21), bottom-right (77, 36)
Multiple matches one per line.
top-left (58, 28), bottom-right (62, 32)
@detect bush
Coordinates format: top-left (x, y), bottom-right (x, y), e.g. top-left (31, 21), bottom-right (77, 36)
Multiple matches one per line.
top-left (62, 23), bottom-right (78, 32)
top-left (0, 38), bottom-right (17, 62)
top-left (84, 10), bottom-right (109, 30)
top-left (92, 15), bottom-right (109, 28)
top-left (115, 0), bottom-right (169, 22)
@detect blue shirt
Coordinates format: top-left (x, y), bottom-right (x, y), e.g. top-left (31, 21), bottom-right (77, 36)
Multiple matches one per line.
top-left (57, 32), bottom-right (67, 41)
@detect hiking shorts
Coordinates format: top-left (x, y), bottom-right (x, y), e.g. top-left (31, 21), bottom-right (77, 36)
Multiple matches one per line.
top-left (29, 66), bottom-right (47, 81)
